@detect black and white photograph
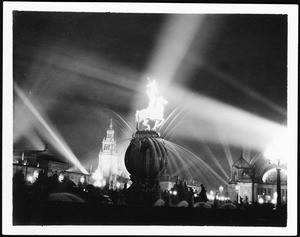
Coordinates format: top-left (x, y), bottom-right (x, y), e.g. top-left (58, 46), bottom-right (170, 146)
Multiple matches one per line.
top-left (2, 2), bottom-right (298, 235)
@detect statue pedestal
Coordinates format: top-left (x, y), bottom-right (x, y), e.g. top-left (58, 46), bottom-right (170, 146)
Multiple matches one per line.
top-left (125, 182), bottom-right (162, 206)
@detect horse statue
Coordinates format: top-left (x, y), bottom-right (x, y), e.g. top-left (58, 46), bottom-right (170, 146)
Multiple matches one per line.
top-left (135, 79), bottom-right (168, 131)
top-left (135, 96), bottom-right (168, 131)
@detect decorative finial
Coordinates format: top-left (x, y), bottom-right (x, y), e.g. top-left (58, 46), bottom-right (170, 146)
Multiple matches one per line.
top-left (240, 149), bottom-right (243, 157)
top-left (109, 118), bottom-right (113, 129)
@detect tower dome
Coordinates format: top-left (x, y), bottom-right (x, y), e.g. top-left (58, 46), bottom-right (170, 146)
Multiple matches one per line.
top-left (229, 150), bottom-right (253, 183)
top-left (232, 151), bottom-right (251, 169)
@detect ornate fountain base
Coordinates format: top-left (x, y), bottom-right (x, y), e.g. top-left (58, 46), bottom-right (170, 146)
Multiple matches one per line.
top-left (124, 130), bottom-right (168, 206)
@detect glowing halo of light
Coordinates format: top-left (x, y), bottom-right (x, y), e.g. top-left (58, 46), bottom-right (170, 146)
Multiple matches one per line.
top-left (264, 134), bottom-right (289, 165)
top-left (33, 170), bottom-right (39, 179)
top-left (58, 173), bottom-right (64, 182)
top-left (92, 169), bottom-right (103, 181)
top-left (262, 168), bottom-right (287, 183)
top-left (94, 180), bottom-right (102, 188)
top-left (135, 78), bottom-right (168, 131)
top-left (26, 175), bottom-right (34, 183)
top-left (258, 197), bottom-right (264, 204)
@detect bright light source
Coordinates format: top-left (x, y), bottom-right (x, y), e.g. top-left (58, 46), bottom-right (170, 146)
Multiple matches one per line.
top-left (94, 180), bottom-right (102, 187)
top-left (58, 174), bottom-right (64, 182)
top-left (219, 186), bottom-right (224, 192)
top-left (92, 169), bottom-right (103, 181)
top-left (136, 79), bottom-right (168, 131)
top-left (33, 170), bottom-right (39, 179)
top-left (80, 176), bottom-right (85, 183)
top-left (258, 197), bottom-right (264, 204)
top-left (116, 182), bottom-right (121, 188)
top-left (207, 194), bottom-right (214, 200)
top-left (271, 199), bottom-right (277, 204)
top-left (14, 83), bottom-right (89, 175)
top-left (194, 194), bottom-right (198, 197)
top-left (173, 190), bottom-right (177, 196)
top-left (210, 190), bottom-right (214, 196)
top-left (264, 133), bottom-right (288, 165)
top-left (27, 175), bottom-right (34, 183)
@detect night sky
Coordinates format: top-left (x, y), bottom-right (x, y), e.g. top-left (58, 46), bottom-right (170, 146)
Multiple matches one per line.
top-left (12, 10), bottom-right (288, 189)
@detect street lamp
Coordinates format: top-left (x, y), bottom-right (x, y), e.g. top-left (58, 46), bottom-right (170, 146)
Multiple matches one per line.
top-left (235, 185), bottom-right (239, 203)
top-left (219, 185), bottom-right (224, 193)
top-left (264, 136), bottom-right (287, 209)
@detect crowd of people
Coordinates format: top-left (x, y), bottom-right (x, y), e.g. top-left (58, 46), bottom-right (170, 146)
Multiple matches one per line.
top-left (160, 179), bottom-right (209, 207)
top-left (13, 169), bottom-right (219, 208)
top-left (14, 169), bottom-right (280, 210)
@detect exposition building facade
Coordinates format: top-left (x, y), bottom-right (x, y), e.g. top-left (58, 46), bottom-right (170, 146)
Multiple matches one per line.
top-left (227, 152), bottom-right (287, 204)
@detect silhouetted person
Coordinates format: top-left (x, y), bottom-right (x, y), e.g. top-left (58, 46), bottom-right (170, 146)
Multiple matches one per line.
top-left (187, 187), bottom-right (194, 207)
top-left (213, 196), bottom-right (219, 208)
top-left (199, 184), bottom-right (208, 203)
top-left (245, 196), bottom-right (249, 205)
top-left (239, 196), bottom-right (244, 205)
top-left (13, 170), bottom-right (27, 224)
top-left (177, 180), bottom-right (189, 203)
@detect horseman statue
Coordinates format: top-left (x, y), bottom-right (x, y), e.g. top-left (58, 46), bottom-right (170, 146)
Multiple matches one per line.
top-left (135, 78), bottom-right (168, 131)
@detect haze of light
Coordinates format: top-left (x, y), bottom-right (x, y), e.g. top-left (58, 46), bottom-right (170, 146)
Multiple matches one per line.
top-left (14, 82), bottom-right (89, 174)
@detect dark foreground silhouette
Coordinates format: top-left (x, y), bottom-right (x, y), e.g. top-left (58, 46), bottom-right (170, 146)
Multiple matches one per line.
top-left (13, 171), bottom-right (287, 226)
top-left (14, 199), bottom-right (287, 226)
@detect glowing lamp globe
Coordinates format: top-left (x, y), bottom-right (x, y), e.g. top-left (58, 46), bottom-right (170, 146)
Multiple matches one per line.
top-left (58, 174), bottom-right (64, 182)
top-left (33, 170), bottom-right (39, 179)
top-left (264, 135), bottom-right (288, 166)
top-left (219, 185), bottom-right (224, 192)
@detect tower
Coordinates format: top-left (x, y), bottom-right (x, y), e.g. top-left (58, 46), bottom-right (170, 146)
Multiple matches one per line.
top-left (97, 119), bottom-right (118, 187)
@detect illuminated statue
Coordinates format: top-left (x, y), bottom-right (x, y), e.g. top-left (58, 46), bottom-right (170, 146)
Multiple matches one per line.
top-left (135, 79), bottom-right (168, 131)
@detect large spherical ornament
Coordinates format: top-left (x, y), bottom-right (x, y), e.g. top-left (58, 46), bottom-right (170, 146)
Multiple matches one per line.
top-left (125, 135), bottom-right (168, 179)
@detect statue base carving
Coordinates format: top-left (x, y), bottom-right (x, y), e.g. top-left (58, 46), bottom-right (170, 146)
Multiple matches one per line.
top-left (124, 175), bottom-right (163, 206)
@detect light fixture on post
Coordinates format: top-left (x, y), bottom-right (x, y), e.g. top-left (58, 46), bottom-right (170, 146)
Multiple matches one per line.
top-left (235, 185), bottom-right (239, 203)
top-left (219, 185), bottom-right (224, 193)
top-left (218, 186), bottom-right (224, 201)
top-left (264, 135), bottom-right (287, 210)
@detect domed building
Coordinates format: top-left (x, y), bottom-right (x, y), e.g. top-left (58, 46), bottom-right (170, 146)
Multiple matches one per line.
top-left (227, 151), bottom-right (287, 204)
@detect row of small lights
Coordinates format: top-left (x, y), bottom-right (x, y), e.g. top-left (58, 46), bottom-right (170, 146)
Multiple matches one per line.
top-left (168, 189), bottom-right (230, 201)
top-left (93, 179), bottom-right (123, 189)
top-left (26, 171), bottom-right (87, 185)
top-left (27, 171), bottom-right (278, 204)
top-left (258, 192), bottom-right (279, 204)
top-left (258, 197), bottom-right (277, 204)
